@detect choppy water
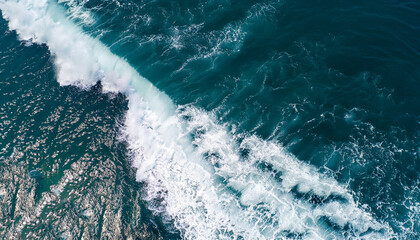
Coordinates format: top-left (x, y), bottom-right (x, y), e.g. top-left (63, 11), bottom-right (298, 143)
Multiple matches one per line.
top-left (0, 0), bottom-right (419, 239)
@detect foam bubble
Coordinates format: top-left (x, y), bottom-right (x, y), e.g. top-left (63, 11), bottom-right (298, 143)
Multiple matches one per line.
top-left (58, 0), bottom-right (96, 26)
top-left (0, 1), bottom-right (395, 239)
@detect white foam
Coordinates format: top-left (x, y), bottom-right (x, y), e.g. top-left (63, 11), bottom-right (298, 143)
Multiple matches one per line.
top-left (0, 1), bottom-right (395, 239)
top-left (58, 0), bottom-right (95, 26)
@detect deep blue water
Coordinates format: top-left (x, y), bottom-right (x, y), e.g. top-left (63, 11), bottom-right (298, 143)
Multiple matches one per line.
top-left (0, 0), bottom-right (419, 239)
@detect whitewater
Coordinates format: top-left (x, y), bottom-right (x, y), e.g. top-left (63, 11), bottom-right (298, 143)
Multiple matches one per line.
top-left (0, 0), bottom-right (395, 239)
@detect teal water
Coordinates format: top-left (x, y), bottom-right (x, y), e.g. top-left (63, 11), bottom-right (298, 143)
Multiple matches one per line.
top-left (0, 17), bottom-right (178, 239)
top-left (0, 0), bottom-right (419, 239)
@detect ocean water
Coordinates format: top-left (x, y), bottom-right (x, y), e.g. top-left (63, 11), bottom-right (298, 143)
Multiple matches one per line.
top-left (0, 0), bottom-right (418, 239)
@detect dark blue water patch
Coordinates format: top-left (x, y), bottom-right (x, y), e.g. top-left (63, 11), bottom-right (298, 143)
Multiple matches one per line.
top-left (255, 161), bottom-right (283, 183)
top-left (289, 185), bottom-right (348, 206)
top-left (317, 215), bottom-right (351, 235)
top-left (282, 230), bottom-right (305, 240)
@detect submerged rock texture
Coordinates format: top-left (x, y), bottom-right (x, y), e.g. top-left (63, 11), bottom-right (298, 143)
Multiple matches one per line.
top-left (0, 22), bottom-right (165, 240)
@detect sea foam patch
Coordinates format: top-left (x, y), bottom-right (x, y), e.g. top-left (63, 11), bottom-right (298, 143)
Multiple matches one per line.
top-left (0, 0), bottom-right (394, 239)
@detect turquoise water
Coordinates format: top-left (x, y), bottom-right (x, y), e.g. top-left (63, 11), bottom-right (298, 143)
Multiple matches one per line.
top-left (0, 0), bottom-right (419, 239)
